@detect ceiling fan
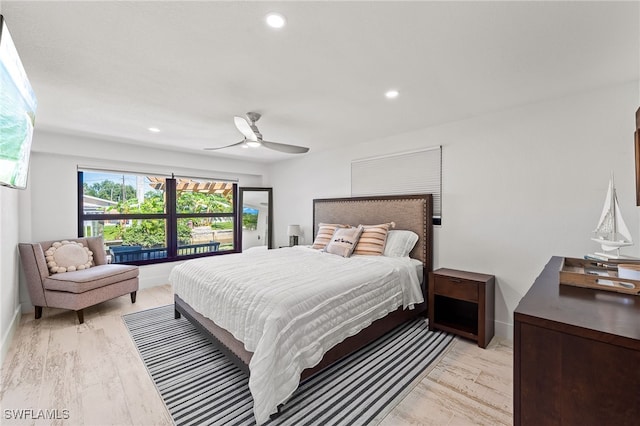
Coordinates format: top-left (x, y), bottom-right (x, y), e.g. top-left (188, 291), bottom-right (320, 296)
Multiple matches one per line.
top-left (205, 112), bottom-right (309, 154)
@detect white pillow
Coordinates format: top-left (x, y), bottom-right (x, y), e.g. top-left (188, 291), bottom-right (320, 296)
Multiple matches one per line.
top-left (45, 241), bottom-right (93, 274)
top-left (383, 230), bottom-right (419, 257)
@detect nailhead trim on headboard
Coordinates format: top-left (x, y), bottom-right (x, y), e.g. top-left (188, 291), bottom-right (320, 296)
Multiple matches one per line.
top-left (312, 194), bottom-right (433, 272)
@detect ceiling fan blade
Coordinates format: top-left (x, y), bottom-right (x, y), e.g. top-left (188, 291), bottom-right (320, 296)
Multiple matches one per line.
top-left (234, 116), bottom-right (258, 141)
top-left (204, 140), bottom-right (245, 150)
top-left (261, 140), bottom-right (310, 154)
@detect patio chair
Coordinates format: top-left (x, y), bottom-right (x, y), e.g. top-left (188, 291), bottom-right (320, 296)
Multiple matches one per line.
top-left (18, 236), bottom-right (139, 324)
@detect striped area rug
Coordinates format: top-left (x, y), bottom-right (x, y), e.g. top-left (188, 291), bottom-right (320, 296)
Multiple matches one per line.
top-left (123, 305), bottom-right (453, 426)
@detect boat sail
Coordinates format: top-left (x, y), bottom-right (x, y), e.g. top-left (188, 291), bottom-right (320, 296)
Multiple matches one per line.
top-left (591, 174), bottom-right (633, 258)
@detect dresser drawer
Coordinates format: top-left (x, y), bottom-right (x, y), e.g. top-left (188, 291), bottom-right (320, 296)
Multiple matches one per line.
top-left (433, 275), bottom-right (478, 302)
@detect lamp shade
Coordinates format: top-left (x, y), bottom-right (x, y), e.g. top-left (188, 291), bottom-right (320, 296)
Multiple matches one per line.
top-left (287, 225), bottom-right (302, 236)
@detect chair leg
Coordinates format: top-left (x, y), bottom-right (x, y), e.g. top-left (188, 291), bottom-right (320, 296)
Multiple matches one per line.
top-left (34, 306), bottom-right (42, 319)
top-left (130, 291), bottom-right (137, 303)
top-left (76, 310), bottom-right (84, 324)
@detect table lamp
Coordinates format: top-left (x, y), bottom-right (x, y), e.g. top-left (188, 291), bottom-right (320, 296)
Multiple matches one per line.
top-left (288, 225), bottom-right (302, 246)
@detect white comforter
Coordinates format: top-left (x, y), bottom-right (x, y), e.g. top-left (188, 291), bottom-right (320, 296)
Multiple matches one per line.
top-left (169, 246), bottom-right (424, 424)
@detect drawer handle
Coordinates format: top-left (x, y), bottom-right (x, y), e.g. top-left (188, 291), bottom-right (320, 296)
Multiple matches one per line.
top-left (449, 278), bottom-right (463, 283)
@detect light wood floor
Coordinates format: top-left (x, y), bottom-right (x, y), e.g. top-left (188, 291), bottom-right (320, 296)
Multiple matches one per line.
top-left (1, 285), bottom-right (513, 425)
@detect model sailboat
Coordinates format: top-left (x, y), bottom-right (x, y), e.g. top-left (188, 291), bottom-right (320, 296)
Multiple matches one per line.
top-left (591, 174), bottom-right (633, 259)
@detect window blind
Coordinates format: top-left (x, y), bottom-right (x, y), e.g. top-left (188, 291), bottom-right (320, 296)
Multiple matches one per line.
top-left (351, 146), bottom-right (442, 223)
top-left (77, 166), bottom-right (238, 183)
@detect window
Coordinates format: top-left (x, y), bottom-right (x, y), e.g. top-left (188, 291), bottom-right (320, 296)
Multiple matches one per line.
top-left (78, 170), bottom-right (237, 265)
top-left (351, 146), bottom-right (442, 225)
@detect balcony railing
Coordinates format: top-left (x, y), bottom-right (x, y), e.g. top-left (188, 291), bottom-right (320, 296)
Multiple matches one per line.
top-left (110, 241), bottom-right (220, 263)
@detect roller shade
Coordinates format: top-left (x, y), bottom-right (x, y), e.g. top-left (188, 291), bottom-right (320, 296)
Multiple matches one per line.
top-left (351, 146), bottom-right (441, 224)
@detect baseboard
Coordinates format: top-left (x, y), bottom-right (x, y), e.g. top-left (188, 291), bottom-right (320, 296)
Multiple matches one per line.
top-left (494, 319), bottom-right (513, 342)
top-left (138, 262), bottom-right (184, 290)
top-left (1, 304), bottom-right (22, 365)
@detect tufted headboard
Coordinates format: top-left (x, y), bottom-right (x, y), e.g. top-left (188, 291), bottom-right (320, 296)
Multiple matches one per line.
top-left (312, 194), bottom-right (433, 272)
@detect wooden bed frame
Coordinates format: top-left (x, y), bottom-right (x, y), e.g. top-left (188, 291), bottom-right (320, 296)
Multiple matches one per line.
top-left (174, 193), bottom-right (433, 383)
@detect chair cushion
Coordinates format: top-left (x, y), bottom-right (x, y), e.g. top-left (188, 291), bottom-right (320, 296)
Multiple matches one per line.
top-left (43, 264), bottom-right (139, 294)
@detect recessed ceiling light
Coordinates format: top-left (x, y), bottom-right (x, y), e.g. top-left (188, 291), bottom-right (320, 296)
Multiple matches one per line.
top-left (385, 90), bottom-right (399, 99)
top-left (148, 127), bottom-right (161, 133)
top-left (265, 13), bottom-right (286, 29)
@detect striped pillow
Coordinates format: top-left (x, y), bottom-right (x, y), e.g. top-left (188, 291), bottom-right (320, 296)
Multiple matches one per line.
top-left (312, 223), bottom-right (350, 250)
top-left (353, 222), bottom-right (395, 256)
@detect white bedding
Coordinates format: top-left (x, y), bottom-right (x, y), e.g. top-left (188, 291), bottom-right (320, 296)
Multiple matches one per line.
top-left (169, 246), bottom-right (424, 424)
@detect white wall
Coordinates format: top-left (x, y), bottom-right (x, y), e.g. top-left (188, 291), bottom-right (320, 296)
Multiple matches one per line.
top-left (267, 81), bottom-right (640, 340)
top-left (0, 186), bottom-right (22, 363)
top-left (17, 130), bottom-right (269, 311)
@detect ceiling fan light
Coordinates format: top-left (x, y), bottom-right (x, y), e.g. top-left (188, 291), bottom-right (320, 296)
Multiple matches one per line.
top-left (246, 140), bottom-right (261, 148)
top-left (241, 143), bottom-right (249, 149)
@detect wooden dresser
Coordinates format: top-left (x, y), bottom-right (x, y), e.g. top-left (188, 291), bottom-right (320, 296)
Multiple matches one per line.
top-left (514, 256), bottom-right (640, 425)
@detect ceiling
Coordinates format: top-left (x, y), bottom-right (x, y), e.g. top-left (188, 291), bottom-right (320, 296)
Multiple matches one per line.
top-left (2, 1), bottom-right (638, 163)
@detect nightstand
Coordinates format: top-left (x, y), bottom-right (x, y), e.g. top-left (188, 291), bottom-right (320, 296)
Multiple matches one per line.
top-left (428, 268), bottom-right (495, 348)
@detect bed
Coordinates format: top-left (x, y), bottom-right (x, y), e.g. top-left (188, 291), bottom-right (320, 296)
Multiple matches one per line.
top-left (170, 194), bottom-right (433, 424)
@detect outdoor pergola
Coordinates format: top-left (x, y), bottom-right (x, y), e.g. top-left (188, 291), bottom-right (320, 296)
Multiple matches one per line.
top-left (147, 177), bottom-right (234, 196)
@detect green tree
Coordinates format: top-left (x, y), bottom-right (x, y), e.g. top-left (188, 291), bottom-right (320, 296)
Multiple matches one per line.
top-left (177, 220), bottom-right (193, 245)
top-left (114, 190), bottom-right (234, 248)
top-left (243, 212), bottom-right (258, 230)
top-left (177, 192), bottom-right (232, 214)
top-left (112, 191), bottom-right (164, 215)
top-left (122, 219), bottom-right (166, 247)
top-left (118, 192), bottom-right (165, 247)
top-left (84, 179), bottom-right (136, 203)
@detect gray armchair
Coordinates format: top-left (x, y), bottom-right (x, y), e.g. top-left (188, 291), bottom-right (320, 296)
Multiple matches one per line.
top-left (19, 236), bottom-right (139, 324)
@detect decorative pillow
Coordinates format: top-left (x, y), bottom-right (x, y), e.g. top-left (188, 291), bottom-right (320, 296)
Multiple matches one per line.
top-left (383, 230), bottom-right (419, 257)
top-left (45, 241), bottom-right (93, 274)
top-left (324, 226), bottom-right (364, 258)
top-left (353, 222), bottom-right (395, 256)
top-left (312, 223), bottom-right (350, 250)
